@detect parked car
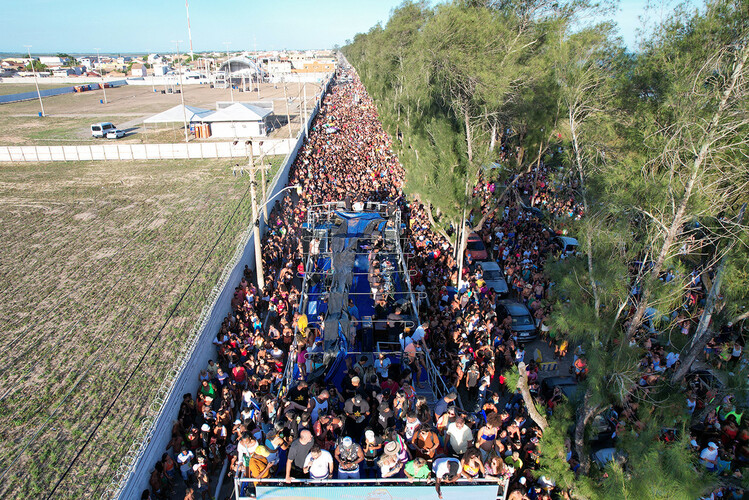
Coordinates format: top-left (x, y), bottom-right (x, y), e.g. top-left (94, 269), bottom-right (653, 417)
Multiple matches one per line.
top-left (591, 447), bottom-right (626, 469)
top-left (466, 232), bottom-right (488, 261)
top-left (540, 375), bottom-right (578, 400)
top-left (497, 300), bottom-right (537, 342)
top-left (106, 129), bottom-right (125, 139)
top-left (479, 261), bottom-right (509, 297)
top-left (553, 236), bottom-right (579, 258)
top-left (91, 122), bottom-right (117, 138)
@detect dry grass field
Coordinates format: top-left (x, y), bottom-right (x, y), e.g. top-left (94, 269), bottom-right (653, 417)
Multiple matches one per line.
top-left (0, 80), bottom-right (323, 144)
top-left (0, 156), bottom-right (281, 498)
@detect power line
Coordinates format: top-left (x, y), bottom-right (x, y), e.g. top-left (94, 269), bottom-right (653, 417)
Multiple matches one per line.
top-left (45, 175), bottom-right (255, 499)
top-left (0, 176), bottom-right (209, 400)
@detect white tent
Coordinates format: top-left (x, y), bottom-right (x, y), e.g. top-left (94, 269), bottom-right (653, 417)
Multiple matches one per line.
top-left (143, 104), bottom-right (212, 124)
top-left (197, 103), bottom-right (272, 138)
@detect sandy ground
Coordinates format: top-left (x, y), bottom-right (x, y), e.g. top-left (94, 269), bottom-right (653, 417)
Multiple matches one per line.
top-left (0, 80), bottom-right (323, 144)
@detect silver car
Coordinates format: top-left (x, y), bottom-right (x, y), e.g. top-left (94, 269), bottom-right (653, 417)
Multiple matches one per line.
top-left (479, 261), bottom-right (509, 297)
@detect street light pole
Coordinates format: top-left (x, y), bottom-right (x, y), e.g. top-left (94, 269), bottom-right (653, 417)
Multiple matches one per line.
top-left (24, 45), bottom-right (44, 117)
top-left (302, 83), bottom-right (308, 138)
top-left (223, 42), bottom-right (234, 102)
top-left (172, 40), bottom-right (189, 144)
top-left (247, 141), bottom-right (265, 290)
top-left (282, 79), bottom-right (292, 139)
top-left (95, 48), bottom-right (108, 104)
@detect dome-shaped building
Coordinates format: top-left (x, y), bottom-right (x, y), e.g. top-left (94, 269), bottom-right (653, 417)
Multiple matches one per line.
top-left (218, 56), bottom-right (265, 83)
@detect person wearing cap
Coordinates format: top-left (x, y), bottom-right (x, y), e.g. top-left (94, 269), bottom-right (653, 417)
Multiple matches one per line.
top-left (303, 445), bottom-right (334, 481)
top-left (236, 433), bottom-right (258, 479)
top-left (335, 436), bottom-right (365, 479)
top-left (701, 442), bottom-right (719, 471)
top-left (344, 393), bottom-right (370, 440)
top-left (378, 441), bottom-right (404, 478)
top-left (193, 457), bottom-right (211, 500)
top-left (362, 429), bottom-right (383, 478)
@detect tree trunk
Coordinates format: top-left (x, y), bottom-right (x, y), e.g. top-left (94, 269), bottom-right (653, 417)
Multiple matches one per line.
top-left (625, 45), bottom-right (747, 339)
top-left (464, 106), bottom-right (473, 165)
top-left (731, 310), bottom-right (749, 325)
top-left (672, 204), bottom-right (745, 384)
top-left (424, 200), bottom-right (452, 244)
top-left (574, 387), bottom-right (600, 475)
top-left (569, 112), bottom-right (600, 317)
top-left (456, 215), bottom-right (469, 291)
top-left (490, 119), bottom-right (497, 153)
top-left (530, 140), bottom-right (544, 206)
top-left (517, 362), bottom-right (548, 430)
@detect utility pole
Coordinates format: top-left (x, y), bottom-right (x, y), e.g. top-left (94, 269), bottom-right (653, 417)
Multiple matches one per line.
top-left (248, 141), bottom-right (264, 290)
top-left (23, 45), bottom-right (44, 117)
top-left (223, 42), bottom-right (233, 102)
top-left (149, 50), bottom-right (155, 92)
top-left (253, 35), bottom-right (260, 99)
top-left (302, 83), bottom-right (308, 137)
top-left (259, 143), bottom-right (268, 221)
top-left (172, 40), bottom-right (189, 144)
top-left (185, 0), bottom-right (194, 62)
top-left (282, 79), bottom-right (292, 139)
top-left (95, 48), bottom-right (108, 104)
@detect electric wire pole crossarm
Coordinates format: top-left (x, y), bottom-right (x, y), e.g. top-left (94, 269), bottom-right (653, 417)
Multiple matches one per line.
top-left (236, 137), bottom-right (300, 291)
top-left (248, 179), bottom-right (301, 291)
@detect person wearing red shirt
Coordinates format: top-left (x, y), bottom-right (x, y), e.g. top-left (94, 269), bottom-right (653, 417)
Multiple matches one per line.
top-left (232, 365), bottom-right (247, 387)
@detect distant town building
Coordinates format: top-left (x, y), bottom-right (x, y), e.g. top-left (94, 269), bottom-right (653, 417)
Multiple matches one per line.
top-left (39, 56), bottom-right (64, 67)
top-left (130, 63), bottom-right (147, 77)
top-left (52, 67), bottom-right (83, 77)
top-left (153, 64), bottom-right (170, 75)
top-left (267, 60), bottom-right (292, 81)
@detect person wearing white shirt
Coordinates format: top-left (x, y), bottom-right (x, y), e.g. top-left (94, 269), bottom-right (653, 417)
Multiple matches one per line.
top-left (446, 417), bottom-right (473, 455)
top-left (700, 442), bottom-right (719, 471)
top-left (177, 449), bottom-right (195, 483)
top-left (304, 446), bottom-right (334, 480)
top-left (412, 323), bottom-right (427, 346)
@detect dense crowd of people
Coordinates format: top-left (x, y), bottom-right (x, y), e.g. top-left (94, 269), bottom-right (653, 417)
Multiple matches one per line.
top-left (140, 63), bottom-right (747, 500)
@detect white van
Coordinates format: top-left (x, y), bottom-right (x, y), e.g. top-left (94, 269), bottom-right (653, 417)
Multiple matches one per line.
top-left (91, 122), bottom-right (117, 138)
top-left (554, 236), bottom-right (579, 258)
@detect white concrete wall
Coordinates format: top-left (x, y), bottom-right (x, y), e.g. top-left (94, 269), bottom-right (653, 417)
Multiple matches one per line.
top-left (208, 120), bottom-right (266, 138)
top-left (0, 140), bottom-right (293, 162)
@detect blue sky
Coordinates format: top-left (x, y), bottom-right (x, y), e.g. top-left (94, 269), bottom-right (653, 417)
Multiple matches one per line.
top-left (0, 0), bottom-right (676, 55)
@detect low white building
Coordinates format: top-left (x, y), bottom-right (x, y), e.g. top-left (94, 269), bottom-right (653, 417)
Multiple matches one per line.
top-left (153, 64), bottom-right (170, 75)
top-left (267, 60), bottom-right (292, 82)
top-left (197, 103), bottom-right (272, 138)
top-left (130, 63), bottom-right (147, 77)
top-left (39, 56), bottom-right (64, 66)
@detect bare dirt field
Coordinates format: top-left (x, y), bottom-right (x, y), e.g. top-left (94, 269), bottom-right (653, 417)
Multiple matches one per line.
top-left (0, 156), bottom-right (282, 498)
top-left (0, 80), bottom-right (323, 144)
